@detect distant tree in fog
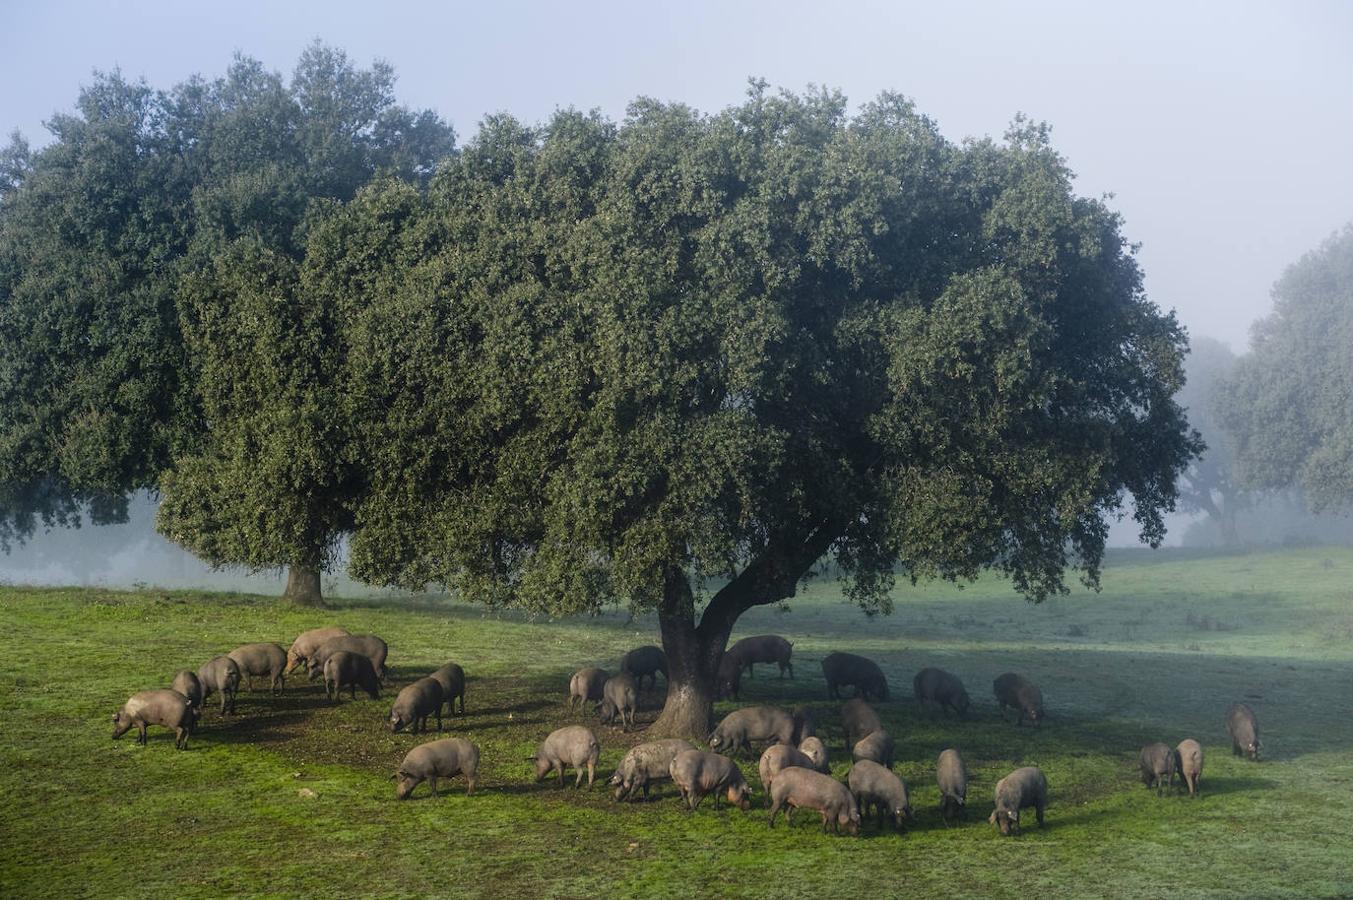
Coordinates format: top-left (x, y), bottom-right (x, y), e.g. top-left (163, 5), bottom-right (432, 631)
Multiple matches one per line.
top-left (1175, 337), bottom-right (1248, 544)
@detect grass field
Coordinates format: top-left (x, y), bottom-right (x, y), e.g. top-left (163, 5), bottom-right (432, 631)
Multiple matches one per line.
top-left (3, 547), bottom-right (1353, 898)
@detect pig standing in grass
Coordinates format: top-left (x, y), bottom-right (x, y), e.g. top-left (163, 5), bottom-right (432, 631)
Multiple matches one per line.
top-left (993, 672), bottom-right (1045, 726)
top-left (1227, 703), bottom-right (1261, 760)
top-left (707, 706), bottom-right (794, 758)
top-left (568, 667), bottom-right (608, 711)
top-left (840, 698), bottom-right (883, 754)
top-left (989, 766), bottom-right (1047, 835)
top-left (1176, 739), bottom-right (1204, 797)
top-left (852, 730), bottom-right (896, 769)
top-left (715, 654), bottom-right (742, 701)
top-left (324, 650), bottom-right (380, 701)
top-left (286, 627), bottom-right (349, 673)
top-left (170, 670), bottom-right (203, 711)
top-left (390, 678), bottom-right (444, 733)
top-left (430, 662), bottom-right (466, 717)
top-left (757, 744), bottom-right (821, 801)
top-left (727, 635), bottom-right (794, 678)
top-left (799, 736), bottom-right (830, 773)
top-left (767, 767), bottom-right (861, 835)
top-left (937, 748), bottom-right (968, 824)
top-left (609, 739), bottom-right (695, 801)
top-left (848, 759), bottom-right (913, 831)
top-left (596, 673), bottom-right (638, 730)
top-left (228, 643), bottom-right (287, 695)
top-left (669, 749), bottom-right (752, 811)
top-left (821, 652), bottom-right (889, 701)
top-left (791, 705), bottom-right (816, 743)
top-left (309, 635), bottom-right (389, 683)
top-left (619, 646), bottom-right (668, 691)
top-left (112, 689), bottom-right (196, 750)
top-left (395, 738), bottom-right (480, 798)
top-left (1139, 742), bottom-right (1176, 794)
top-left (197, 656), bottom-right (240, 715)
top-left (913, 667), bottom-right (971, 718)
top-left (532, 726), bottom-right (601, 787)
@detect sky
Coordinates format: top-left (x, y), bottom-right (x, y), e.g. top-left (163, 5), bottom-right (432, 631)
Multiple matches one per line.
top-left (2, 0), bottom-right (1351, 351)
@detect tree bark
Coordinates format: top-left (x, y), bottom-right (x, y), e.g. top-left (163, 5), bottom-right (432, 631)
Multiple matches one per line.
top-left (649, 568), bottom-right (721, 738)
top-left (283, 564), bottom-right (325, 607)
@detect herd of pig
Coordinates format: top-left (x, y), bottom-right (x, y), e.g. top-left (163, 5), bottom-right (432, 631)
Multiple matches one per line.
top-left (110, 628), bottom-right (1265, 837)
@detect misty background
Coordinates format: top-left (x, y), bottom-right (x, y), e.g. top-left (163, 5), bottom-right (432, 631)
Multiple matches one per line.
top-left (2, 0), bottom-right (1350, 590)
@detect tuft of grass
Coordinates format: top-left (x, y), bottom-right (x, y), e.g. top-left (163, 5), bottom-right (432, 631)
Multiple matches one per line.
top-left (2, 548), bottom-right (1353, 897)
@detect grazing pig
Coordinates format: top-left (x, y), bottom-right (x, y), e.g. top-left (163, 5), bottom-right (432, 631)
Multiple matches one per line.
top-left (1176, 739), bottom-right (1204, 797)
top-left (715, 654), bottom-right (742, 701)
top-left (707, 706), bottom-right (795, 758)
top-left (937, 748), bottom-right (968, 824)
top-left (848, 759), bottom-right (913, 831)
top-left (913, 667), bottom-right (971, 718)
top-left (852, 730), bottom-right (896, 769)
top-left (609, 739), bottom-right (695, 801)
top-left (112, 689), bottom-right (196, 750)
top-left (170, 670), bottom-right (203, 711)
top-left (324, 650), bottom-right (380, 701)
top-left (758, 744), bottom-right (821, 801)
top-left (394, 738), bottom-right (480, 798)
top-left (791, 705), bottom-right (817, 743)
top-left (197, 656), bottom-right (241, 715)
top-left (669, 750), bottom-right (752, 811)
top-left (532, 726), bottom-right (601, 787)
top-left (767, 767), bottom-right (861, 835)
top-left (728, 635), bottom-right (794, 678)
top-left (989, 766), bottom-right (1048, 835)
top-left (821, 652), bottom-right (889, 701)
top-left (227, 643), bottom-right (288, 695)
top-left (1227, 703), bottom-right (1261, 760)
top-left (619, 646), bottom-right (668, 691)
top-left (389, 677), bottom-right (444, 734)
top-left (596, 673), bottom-right (639, 730)
top-left (840, 698), bottom-right (884, 754)
top-left (430, 662), bottom-right (466, 716)
top-left (993, 672), bottom-right (1045, 726)
top-left (286, 627), bottom-right (349, 673)
top-left (1140, 742), bottom-right (1176, 794)
top-left (799, 736), bottom-right (830, 773)
top-left (568, 667), bottom-right (608, 711)
top-left (309, 635), bottom-right (389, 682)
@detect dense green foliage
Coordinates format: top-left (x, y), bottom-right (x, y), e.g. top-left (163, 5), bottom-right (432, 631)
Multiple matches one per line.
top-left (4, 549), bottom-right (1352, 897)
top-left (1221, 225), bottom-right (1353, 510)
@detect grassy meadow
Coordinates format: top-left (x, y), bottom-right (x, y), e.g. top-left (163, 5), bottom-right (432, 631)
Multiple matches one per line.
top-left (3, 547), bottom-right (1353, 898)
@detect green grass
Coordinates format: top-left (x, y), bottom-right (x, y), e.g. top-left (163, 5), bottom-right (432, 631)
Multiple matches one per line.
top-left (3, 547), bottom-right (1353, 898)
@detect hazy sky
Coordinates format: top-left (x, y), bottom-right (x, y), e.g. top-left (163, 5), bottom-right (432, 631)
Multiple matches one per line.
top-left (2, 0), bottom-right (1351, 350)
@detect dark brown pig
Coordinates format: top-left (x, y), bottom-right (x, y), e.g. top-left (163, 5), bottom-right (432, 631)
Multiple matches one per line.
top-left (852, 730), bottom-right (896, 769)
top-left (430, 662), bottom-right (466, 716)
top-left (389, 677), bottom-right (444, 734)
top-left (757, 744), bottom-right (820, 802)
top-left (112, 689), bottom-right (195, 750)
top-left (324, 650), bottom-right (380, 700)
top-left (197, 656), bottom-right (240, 715)
top-left (937, 748), bottom-right (968, 824)
top-left (1227, 703), bottom-right (1261, 760)
top-left (309, 635), bottom-right (389, 682)
top-left (821, 652), bottom-right (889, 701)
top-left (228, 642), bottom-right (287, 695)
top-left (913, 667), bottom-right (971, 718)
top-left (394, 738), bottom-right (479, 798)
top-left (568, 667), bottom-right (608, 711)
top-left (993, 672), bottom-right (1045, 726)
top-left (669, 749), bottom-right (752, 811)
top-left (619, 646), bottom-right (667, 690)
top-left (728, 635), bottom-right (794, 678)
top-left (609, 739), bottom-right (695, 801)
top-left (170, 670), bottom-right (203, 711)
top-left (286, 627), bottom-right (349, 673)
top-left (532, 726), bottom-right (601, 787)
top-left (799, 736), bottom-right (830, 773)
top-left (707, 706), bottom-right (794, 758)
top-left (848, 759), bottom-right (913, 831)
top-left (791, 705), bottom-right (817, 743)
top-left (767, 767), bottom-right (861, 835)
top-left (989, 766), bottom-right (1047, 835)
top-left (840, 698), bottom-right (883, 754)
top-left (1140, 742), bottom-right (1176, 794)
top-left (1176, 738), bottom-right (1204, 797)
top-left (596, 673), bottom-right (638, 730)
top-left (715, 654), bottom-right (742, 700)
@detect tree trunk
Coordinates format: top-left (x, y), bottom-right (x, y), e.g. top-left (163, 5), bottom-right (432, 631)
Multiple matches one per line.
top-left (283, 564), bottom-right (325, 607)
top-left (649, 569), bottom-right (722, 738)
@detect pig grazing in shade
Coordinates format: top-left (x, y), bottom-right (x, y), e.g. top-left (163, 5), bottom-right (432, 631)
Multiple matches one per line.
top-left (227, 643), bottom-right (287, 695)
top-left (821, 652), bottom-right (889, 701)
top-left (992, 672), bottom-right (1045, 726)
top-left (767, 767), bottom-right (861, 835)
top-left (727, 635), bottom-right (794, 679)
top-left (532, 726), bottom-right (601, 787)
top-left (791, 705), bottom-right (817, 743)
top-left (389, 678), bottom-right (444, 733)
top-left (707, 706), bottom-right (795, 758)
top-left (1140, 742), bottom-right (1176, 794)
top-left (798, 736), bottom-right (830, 773)
top-left (913, 667), bottom-right (970, 718)
top-left (619, 646), bottom-right (668, 690)
top-left (308, 635), bottom-right (389, 683)
top-left (569, 667), bottom-right (608, 711)
top-left (197, 656), bottom-right (240, 715)
top-left (430, 662), bottom-right (466, 717)
top-left (1175, 739), bottom-right (1204, 797)
top-left (715, 654), bottom-right (742, 701)
top-left (596, 673), bottom-right (638, 730)
top-left (286, 627), bottom-right (349, 673)
top-left (937, 748), bottom-right (968, 824)
top-left (669, 750), bottom-right (752, 811)
top-left (609, 739), bottom-right (696, 801)
top-left (989, 766), bottom-right (1047, 835)
top-left (395, 738), bottom-right (480, 798)
top-left (1227, 703), bottom-right (1261, 760)
top-left (170, 670), bottom-right (203, 711)
top-left (840, 698), bottom-right (883, 754)
top-left (851, 730), bottom-right (896, 770)
top-left (113, 689), bottom-right (196, 750)
top-left (324, 650), bottom-right (380, 701)
top-left (848, 759), bottom-right (913, 831)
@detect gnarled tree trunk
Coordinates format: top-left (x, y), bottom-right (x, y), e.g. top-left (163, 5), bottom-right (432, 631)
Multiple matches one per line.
top-left (284, 564), bottom-right (325, 607)
top-left (649, 569), bottom-right (724, 738)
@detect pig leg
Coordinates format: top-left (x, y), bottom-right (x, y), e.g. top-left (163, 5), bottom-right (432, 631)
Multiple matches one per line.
top-left (137, 722), bottom-right (148, 745)
top-left (586, 760), bottom-right (595, 786)
top-left (429, 776), bottom-right (438, 796)
top-left (1036, 802), bottom-right (1045, 827)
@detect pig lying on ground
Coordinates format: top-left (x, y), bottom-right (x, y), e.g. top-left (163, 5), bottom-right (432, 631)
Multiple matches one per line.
top-left (532, 726), bottom-right (600, 787)
top-left (989, 766), bottom-right (1047, 835)
top-left (821, 652), bottom-right (888, 701)
top-left (113, 689), bottom-right (196, 750)
top-left (286, 627), bottom-right (349, 673)
top-left (707, 706), bottom-right (794, 758)
top-left (324, 650), bottom-right (380, 700)
top-left (389, 677), bottom-right (443, 733)
top-left (993, 672), bottom-right (1045, 726)
top-left (669, 749), bottom-right (752, 811)
top-left (569, 667), bottom-right (607, 711)
top-left (937, 748), bottom-right (968, 824)
top-left (727, 635), bottom-right (794, 678)
top-left (430, 662), bottom-right (466, 716)
top-left (848, 759), bottom-right (913, 831)
top-left (609, 740), bottom-right (696, 801)
top-left (228, 642), bottom-right (287, 695)
top-left (913, 667), bottom-right (971, 718)
top-left (395, 738), bottom-right (479, 798)
top-left (767, 767), bottom-right (861, 835)
top-left (197, 656), bottom-right (240, 715)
